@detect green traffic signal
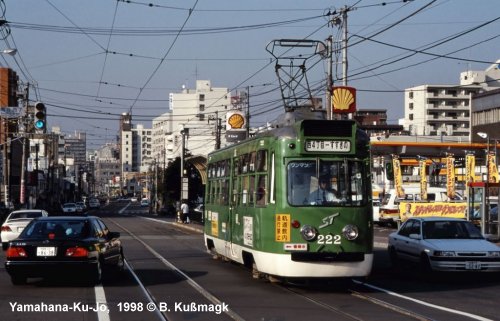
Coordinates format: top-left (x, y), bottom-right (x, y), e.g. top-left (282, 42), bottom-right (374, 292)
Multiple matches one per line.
top-left (34, 102), bottom-right (46, 131)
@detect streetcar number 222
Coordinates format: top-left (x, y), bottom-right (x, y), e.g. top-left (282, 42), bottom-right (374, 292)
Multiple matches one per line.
top-left (317, 234), bottom-right (341, 244)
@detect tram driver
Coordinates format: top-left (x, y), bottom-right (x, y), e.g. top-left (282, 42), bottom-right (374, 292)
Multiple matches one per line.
top-left (308, 176), bottom-right (338, 205)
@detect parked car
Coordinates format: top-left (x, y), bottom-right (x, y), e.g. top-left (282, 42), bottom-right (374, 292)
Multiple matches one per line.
top-left (62, 203), bottom-right (77, 214)
top-left (88, 199), bottom-right (100, 209)
top-left (1, 210), bottom-right (49, 250)
top-left (140, 198), bottom-right (149, 207)
top-left (379, 187), bottom-right (463, 226)
top-left (130, 196), bottom-right (138, 203)
top-left (388, 217), bottom-right (500, 272)
top-left (4, 216), bottom-right (124, 285)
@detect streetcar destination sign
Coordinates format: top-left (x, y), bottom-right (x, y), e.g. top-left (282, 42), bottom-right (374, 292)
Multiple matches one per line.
top-left (305, 140), bottom-right (351, 152)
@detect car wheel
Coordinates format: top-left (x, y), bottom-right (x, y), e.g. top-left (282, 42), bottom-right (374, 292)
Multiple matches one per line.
top-left (420, 253), bottom-right (433, 274)
top-left (11, 275), bottom-right (27, 285)
top-left (388, 246), bottom-right (399, 268)
top-left (116, 251), bottom-right (125, 272)
top-left (90, 259), bottom-right (103, 285)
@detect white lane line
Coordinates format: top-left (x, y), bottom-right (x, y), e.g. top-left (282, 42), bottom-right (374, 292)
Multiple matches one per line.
top-left (94, 285), bottom-right (110, 321)
top-left (353, 279), bottom-right (494, 321)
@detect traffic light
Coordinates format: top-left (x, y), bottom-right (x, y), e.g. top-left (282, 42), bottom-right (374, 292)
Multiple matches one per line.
top-left (34, 102), bottom-right (46, 132)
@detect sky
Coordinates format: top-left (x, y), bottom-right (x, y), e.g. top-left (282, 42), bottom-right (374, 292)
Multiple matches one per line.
top-left (2, 0), bottom-right (500, 150)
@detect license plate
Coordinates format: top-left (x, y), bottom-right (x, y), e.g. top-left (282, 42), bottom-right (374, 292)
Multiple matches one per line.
top-left (37, 247), bottom-right (56, 257)
top-left (305, 140), bottom-right (351, 152)
top-left (465, 261), bottom-right (481, 270)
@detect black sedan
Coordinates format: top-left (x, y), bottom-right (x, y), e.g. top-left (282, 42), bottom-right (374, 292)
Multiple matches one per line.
top-left (4, 216), bottom-right (124, 285)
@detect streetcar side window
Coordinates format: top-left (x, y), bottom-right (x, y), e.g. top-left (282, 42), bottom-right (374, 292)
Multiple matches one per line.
top-left (256, 174), bottom-right (267, 206)
top-left (256, 150), bottom-right (267, 172)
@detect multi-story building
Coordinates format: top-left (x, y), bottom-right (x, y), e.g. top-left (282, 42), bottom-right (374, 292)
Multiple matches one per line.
top-left (403, 84), bottom-right (481, 139)
top-left (162, 80), bottom-right (231, 161)
top-left (94, 143), bottom-right (120, 196)
top-left (119, 115), bottom-right (153, 195)
top-left (403, 60), bottom-right (500, 141)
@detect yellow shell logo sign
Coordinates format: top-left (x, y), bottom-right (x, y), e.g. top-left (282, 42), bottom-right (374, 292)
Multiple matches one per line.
top-left (332, 86), bottom-right (356, 113)
top-left (228, 113), bottom-right (245, 129)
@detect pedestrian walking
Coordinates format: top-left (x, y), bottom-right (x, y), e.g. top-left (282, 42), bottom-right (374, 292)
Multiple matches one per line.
top-left (181, 200), bottom-right (190, 224)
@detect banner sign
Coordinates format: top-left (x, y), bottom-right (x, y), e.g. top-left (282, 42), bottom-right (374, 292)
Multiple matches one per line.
top-left (392, 156), bottom-right (405, 198)
top-left (446, 155), bottom-right (455, 199)
top-left (419, 160), bottom-right (427, 201)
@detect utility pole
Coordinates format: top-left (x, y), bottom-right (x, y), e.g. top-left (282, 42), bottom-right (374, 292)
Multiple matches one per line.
top-left (341, 5), bottom-right (348, 86)
top-left (326, 36), bottom-right (333, 120)
top-left (19, 84), bottom-right (29, 208)
top-left (209, 111), bottom-right (222, 150)
top-left (246, 86), bottom-right (250, 137)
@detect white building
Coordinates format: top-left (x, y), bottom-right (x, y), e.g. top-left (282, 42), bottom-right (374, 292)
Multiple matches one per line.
top-left (403, 84), bottom-right (481, 139)
top-left (121, 123), bottom-right (153, 173)
top-left (403, 60), bottom-right (500, 141)
top-left (152, 80), bottom-right (231, 162)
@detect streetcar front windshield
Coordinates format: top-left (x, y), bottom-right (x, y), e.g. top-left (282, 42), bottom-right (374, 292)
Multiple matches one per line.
top-left (287, 159), bottom-right (367, 206)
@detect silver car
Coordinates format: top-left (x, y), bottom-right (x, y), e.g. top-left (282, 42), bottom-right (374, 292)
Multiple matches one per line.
top-left (388, 217), bottom-right (500, 272)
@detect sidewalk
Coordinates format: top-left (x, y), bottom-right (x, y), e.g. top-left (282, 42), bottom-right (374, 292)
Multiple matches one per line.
top-left (170, 220), bottom-right (204, 234)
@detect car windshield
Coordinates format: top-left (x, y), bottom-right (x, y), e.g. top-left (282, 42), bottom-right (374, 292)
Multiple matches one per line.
top-left (21, 220), bottom-right (91, 239)
top-left (422, 220), bottom-right (483, 239)
top-left (9, 212), bottom-right (43, 220)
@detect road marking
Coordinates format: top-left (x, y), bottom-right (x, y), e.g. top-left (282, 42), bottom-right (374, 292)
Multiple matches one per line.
top-left (353, 279), bottom-right (494, 321)
top-left (94, 285), bottom-right (110, 321)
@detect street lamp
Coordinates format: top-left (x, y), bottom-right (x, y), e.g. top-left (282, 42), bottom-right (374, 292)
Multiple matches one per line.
top-left (477, 132), bottom-right (490, 182)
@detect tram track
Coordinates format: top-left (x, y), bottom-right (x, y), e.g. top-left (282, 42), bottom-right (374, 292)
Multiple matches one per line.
top-left (277, 281), bottom-right (435, 321)
top-left (108, 217), bottom-right (245, 321)
top-left (103, 214), bottom-right (495, 321)
top-left (107, 215), bottom-right (437, 321)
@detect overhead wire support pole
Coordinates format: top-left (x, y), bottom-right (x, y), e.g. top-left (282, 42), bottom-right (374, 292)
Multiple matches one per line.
top-left (341, 5), bottom-right (348, 86)
top-left (326, 36), bottom-right (333, 120)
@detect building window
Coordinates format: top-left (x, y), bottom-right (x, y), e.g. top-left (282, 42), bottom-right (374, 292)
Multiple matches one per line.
top-left (409, 114), bottom-right (413, 120)
top-left (409, 103), bottom-right (413, 110)
top-left (199, 104), bottom-right (205, 111)
top-left (408, 91), bottom-right (413, 99)
top-left (199, 94), bottom-right (205, 101)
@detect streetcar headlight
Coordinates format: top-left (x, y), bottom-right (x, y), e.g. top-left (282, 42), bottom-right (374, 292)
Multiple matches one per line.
top-left (300, 225), bottom-right (318, 241)
top-left (488, 251), bottom-right (500, 257)
top-left (342, 225), bottom-right (359, 241)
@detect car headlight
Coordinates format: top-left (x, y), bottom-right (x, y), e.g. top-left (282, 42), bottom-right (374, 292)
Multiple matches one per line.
top-left (488, 251), bottom-right (500, 257)
top-left (342, 224), bottom-right (359, 241)
top-left (434, 251), bottom-right (456, 257)
top-left (300, 225), bottom-right (318, 241)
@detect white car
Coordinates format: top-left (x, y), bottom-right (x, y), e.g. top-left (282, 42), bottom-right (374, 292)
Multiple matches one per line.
top-left (62, 203), bottom-right (77, 214)
top-left (388, 217), bottom-right (500, 272)
top-left (88, 199), bottom-right (100, 209)
top-left (1, 209), bottom-right (49, 250)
